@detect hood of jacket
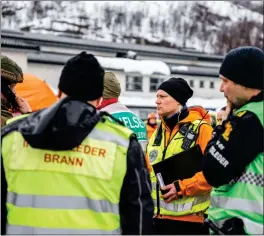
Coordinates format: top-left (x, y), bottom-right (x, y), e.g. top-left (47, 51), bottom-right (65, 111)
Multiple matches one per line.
top-left (186, 106), bottom-right (211, 124)
top-left (18, 97), bottom-right (101, 150)
top-left (160, 105), bottom-right (211, 131)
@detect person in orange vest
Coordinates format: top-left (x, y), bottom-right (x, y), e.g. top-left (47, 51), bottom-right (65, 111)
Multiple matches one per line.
top-left (145, 112), bottom-right (158, 140)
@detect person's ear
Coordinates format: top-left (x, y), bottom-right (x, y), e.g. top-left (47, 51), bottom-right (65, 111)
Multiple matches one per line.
top-left (96, 97), bottom-right (103, 107)
top-left (57, 90), bottom-right (62, 99)
top-left (178, 104), bottom-right (183, 113)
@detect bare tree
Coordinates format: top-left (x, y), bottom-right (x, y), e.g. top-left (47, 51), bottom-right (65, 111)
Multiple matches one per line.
top-left (104, 4), bottom-right (113, 29)
top-left (215, 17), bottom-right (263, 55)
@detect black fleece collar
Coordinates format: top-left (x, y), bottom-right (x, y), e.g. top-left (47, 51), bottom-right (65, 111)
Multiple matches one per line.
top-left (249, 91), bottom-right (263, 103)
top-left (163, 106), bottom-right (189, 131)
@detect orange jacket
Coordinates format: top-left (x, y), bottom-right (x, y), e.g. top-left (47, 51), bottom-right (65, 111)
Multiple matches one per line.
top-left (146, 123), bottom-right (158, 140)
top-left (148, 106), bottom-right (213, 223)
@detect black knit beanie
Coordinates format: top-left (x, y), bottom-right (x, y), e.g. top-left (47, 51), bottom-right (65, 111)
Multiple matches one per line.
top-left (219, 46), bottom-right (264, 89)
top-left (58, 52), bottom-right (105, 101)
top-left (158, 77), bottom-right (193, 105)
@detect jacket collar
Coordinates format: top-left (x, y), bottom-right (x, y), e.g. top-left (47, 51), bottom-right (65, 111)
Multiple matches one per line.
top-left (97, 98), bottom-right (118, 110)
top-left (161, 106), bottom-right (189, 131)
top-left (248, 91), bottom-right (263, 103)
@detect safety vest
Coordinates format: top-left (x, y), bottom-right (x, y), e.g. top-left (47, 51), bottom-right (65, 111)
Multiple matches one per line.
top-left (209, 101), bottom-right (264, 235)
top-left (2, 116), bottom-right (132, 234)
top-left (102, 102), bottom-right (147, 152)
top-left (147, 119), bottom-right (210, 217)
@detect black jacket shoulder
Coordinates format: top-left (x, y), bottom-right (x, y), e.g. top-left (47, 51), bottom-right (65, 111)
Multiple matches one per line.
top-left (203, 102), bottom-right (263, 187)
top-left (120, 135), bottom-right (154, 234)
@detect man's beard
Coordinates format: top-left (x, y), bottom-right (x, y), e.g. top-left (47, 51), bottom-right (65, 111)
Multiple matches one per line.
top-left (232, 97), bottom-right (248, 109)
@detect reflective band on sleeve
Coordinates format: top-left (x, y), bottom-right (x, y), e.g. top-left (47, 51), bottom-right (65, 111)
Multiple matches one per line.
top-left (6, 225), bottom-right (121, 235)
top-left (139, 140), bottom-right (147, 153)
top-left (214, 217), bottom-right (263, 235)
top-left (229, 171), bottom-right (264, 187)
top-left (7, 192), bottom-right (119, 214)
top-left (158, 200), bottom-right (193, 212)
top-left (211, 196), bottom-right (263, 215)
top-left (90, 128), bottom-right (129, 148)
top-left (156, 193), bottom-right (210, 212)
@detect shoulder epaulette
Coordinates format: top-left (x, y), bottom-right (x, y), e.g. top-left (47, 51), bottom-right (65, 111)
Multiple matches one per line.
top-left (236, 110), bottom-right (247, 118)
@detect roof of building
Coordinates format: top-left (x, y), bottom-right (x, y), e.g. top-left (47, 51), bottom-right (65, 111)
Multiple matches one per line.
top-left (2, 29), bottom-right (222, 78)
top-left (28, 52), bottom-right (171, 76)
top-left (1, 37), bottom-right (40, 51)
top-left (170, 64), bottom-right (219, 77)
top-left (2, 29), bottom-right (224, 62)
top-left (28, 52), bottom-right (219, 78)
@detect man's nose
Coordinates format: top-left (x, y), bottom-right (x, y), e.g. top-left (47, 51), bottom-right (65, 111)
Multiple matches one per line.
top-left (220, 82), bottom-right (224, 92)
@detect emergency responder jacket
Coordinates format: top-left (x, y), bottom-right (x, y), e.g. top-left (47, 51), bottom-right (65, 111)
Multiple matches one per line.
top-left (145, 122), bottom-right (158, 140)
top-left (204, 93), bottom-right (264, 235)
top-left (147, 106), bottom-right (213, 223)
top-left (99, 100), bottom-right (148, 153)
top-left (1, 97), bottom-right (154, 235)
top-left (144, 113), bottom-right (158, 140)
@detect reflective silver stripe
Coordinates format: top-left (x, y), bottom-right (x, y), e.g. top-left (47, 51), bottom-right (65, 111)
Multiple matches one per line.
top-left (159, 200), bottom-right (193, 212)
top-left (6, 225), bottom-right (121, 235)
top-left (211, 196), bottom-right (263, 215)
top-left (155, 194), bottom-right (210, 213)
top-left (7, 192), bottom-right (119, 214)
top-left (135, 169), bottom-right (143, 235)
top-left (90, 128), bottom-right (129, 148)
top-left (215, 217), bottom-right (263, 235)
top-left (151, 181), bottom-right (156, 191)
top-left (139, 140), bottom-right (147, 153)
top-left (229, 171), bottom-right (264, 187)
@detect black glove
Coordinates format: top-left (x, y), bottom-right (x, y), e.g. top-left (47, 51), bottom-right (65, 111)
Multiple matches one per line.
top-left (222, 217), bottom-right (246, 235)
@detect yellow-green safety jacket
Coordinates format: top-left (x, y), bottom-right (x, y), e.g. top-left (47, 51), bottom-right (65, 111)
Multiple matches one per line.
top-left (2, 116), bottom-right (132, 234)
top-left (147, 120), bottom-right (210, 217)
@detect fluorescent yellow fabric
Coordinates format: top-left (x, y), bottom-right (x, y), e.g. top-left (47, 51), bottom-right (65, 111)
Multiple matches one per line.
top-left (147, 120), bottom-right (210, 217)
top-left (2, 117), bottom-right (132, 233)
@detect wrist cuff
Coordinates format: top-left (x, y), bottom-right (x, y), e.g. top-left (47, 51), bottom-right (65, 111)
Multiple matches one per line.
top-left (174, 180), bottom-right (183, 199)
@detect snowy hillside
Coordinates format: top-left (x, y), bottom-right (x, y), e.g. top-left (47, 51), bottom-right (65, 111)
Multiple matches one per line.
top-left (1, 1), bottom-right (263, 55)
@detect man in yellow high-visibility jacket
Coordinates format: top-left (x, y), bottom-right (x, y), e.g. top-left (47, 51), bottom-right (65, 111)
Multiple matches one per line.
top-left (1, 52), bottom-right (154, 235)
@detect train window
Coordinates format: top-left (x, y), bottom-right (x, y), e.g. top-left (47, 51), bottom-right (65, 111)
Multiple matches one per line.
top-left (199, 80), bottom-right (204, 88)
top-left (126, 75), bottom-right (143, 91)
top-left (210, 81), bottom-right (215, 89)
top-left (150, 77), bottom-right (164, 92)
